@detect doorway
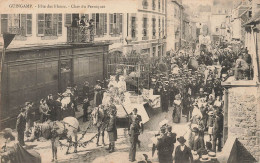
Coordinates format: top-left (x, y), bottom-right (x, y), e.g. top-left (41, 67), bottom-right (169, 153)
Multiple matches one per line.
top-left (59, 59), bottom-right (72, 93)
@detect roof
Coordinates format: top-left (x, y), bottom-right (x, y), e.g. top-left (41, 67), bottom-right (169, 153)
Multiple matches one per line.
top-left (172, 0), bottom-right (184, 9)
top-left (244, 11), bottom-right (260, 26)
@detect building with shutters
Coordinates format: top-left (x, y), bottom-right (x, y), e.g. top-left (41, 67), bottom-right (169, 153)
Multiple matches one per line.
top-left (0, 13), bottom-right (112, 129)
top-left (166, 0), bottom-right (184, 51)
top-left (124, 0), bottom-right (167, 57)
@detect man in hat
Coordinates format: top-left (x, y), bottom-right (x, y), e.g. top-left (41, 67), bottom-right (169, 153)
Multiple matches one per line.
top-left (71, 84), bottom-right (79, 112)
top-left (94, 80), bottom-right (102, 107)
top-left (54, 95), bottom-right (62, 121)
top-left (82, 97), bottom-right (90, 122)
top-left (47, 94), bottom-right (57, 121)
top-left (25, 102), bottom-right (35, 137)
top-left (106, 110), bottom-right (117, 153)
top-left (16, 106), bottom-right (27, 146)
top-left (161, 82), bottom-right (169, 112)
top-left (129, 117), bottom-right (140, 162)
top-left (190, 127), bottom-right (205, 154)
top-left (234, 53), bottom-right (249, 80)
top-left (155, 127), bottom-right (173, 163)
top-left (166, 126), bottom-right (177, 156)
top-left (83, 81), bottom-right (90, 99)
top-left (128, 108), bottom-right (143, 147)
top-left (169, 80), bottom-right (179, 107)
top-left (212, 108), bottom-right (223, 152)
top-left (79, 15), bottom-right (86, 26)
top-left (175, 136), bottom-right (193, 163)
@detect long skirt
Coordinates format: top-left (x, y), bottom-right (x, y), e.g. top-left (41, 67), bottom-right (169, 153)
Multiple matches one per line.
top-left (172, 106), bottom-right (181, 123)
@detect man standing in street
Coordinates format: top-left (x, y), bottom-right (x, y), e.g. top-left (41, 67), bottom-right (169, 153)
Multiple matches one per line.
top-left (128, 108), bottom-right (143, 147)
top-left (16, 106), bottom-right (27, 146)
top-left (106, 110), bottom-right (117, 153)
top-left (129, 118), bottom-right (140, 162)
top-left (155, 127), bottom-right (173, 163)
top-left (82, 81), bottom-right (90, 99)
top-left (166, 125), bottom-right (177, 157)
top-left (82, 97), bottom-right (90, 122)
top-left (25, 102), bottom-right (35, 137)
top-left (175, 136), bottom-right (193, 163)
top-left (161, 82), bottom-right (169, 112)
top-left (212, 108), bottom-right (223, 152)
top-left (72, 84), bottom-right (79, 112)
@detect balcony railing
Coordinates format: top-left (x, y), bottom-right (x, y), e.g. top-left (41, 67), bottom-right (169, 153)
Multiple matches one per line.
top-left (67, 26), bottom-right (94, 43)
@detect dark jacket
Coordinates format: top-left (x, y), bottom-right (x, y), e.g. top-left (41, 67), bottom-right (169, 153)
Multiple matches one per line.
top-left (156, 134), bottom-right (173, 163)
top-left (175, 145), bottom-right (193, 163)
top-left (107, 116), bottom-right (117, 142)
top-left (16, 113), bottom-right (26, 132)
top-left (82, 85), bottom-right (90, 98)
top-left (213, 113), bottom-right (223, 136)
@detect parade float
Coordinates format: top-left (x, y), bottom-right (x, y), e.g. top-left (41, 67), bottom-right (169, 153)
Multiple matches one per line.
top-left (105, 50), bottom-right (161, 124)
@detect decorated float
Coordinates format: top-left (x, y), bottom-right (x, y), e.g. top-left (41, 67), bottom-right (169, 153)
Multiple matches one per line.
top-left (105, 50), bottom-right (161, 125)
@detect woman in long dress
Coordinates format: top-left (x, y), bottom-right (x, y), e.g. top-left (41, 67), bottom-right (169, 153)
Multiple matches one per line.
top-left (172, 94), bottom-right (182, 123)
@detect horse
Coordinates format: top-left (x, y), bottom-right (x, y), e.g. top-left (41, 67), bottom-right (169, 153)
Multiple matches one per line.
top-left (91, 105), bottom-right (110, 146)
top-left (30, 117), bottom-right (79, 154)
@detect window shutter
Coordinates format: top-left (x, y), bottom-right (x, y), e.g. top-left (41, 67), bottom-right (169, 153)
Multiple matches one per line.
top-left (116, 13), bottom-right (119, 35)
top-left (1, 14), bottom-right (8, 34)
top-left (37, 14), bottom-right (44, 36)
top-left (53, 14), bottom-right (58, 36)
top-left (58, 14), bottom-right (62, 35)
top-left (20, 14), bottom-right (26, 36)
top-left (104, 13), bottom-right (107, 34)
top-left (109, 14), bottom-right (113, 34)
top-left (119, 14), bottom-right (123, 34)
top-left (26, 14), bottom-right (32, 35)
top-left (100, 13), bottom-right (104, 35)
top-left (65, 14), bottom-right (72, 26)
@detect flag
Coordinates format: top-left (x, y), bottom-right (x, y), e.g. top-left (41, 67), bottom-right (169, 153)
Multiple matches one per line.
top-left (3, 33), bottom-right (16, 49)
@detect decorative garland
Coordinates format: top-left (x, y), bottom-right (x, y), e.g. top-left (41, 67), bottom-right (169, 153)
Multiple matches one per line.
top-left (58, 133), bottom-right (98, 149)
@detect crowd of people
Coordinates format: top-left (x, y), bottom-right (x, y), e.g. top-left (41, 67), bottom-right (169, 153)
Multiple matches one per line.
top-left (147, 44), bottom-right (253, 163)
top-left (13, 43), bottom-right (254, 162)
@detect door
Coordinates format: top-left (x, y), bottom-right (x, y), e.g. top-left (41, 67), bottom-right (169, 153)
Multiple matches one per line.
top-left (59, 59), bottom-right (72, 93)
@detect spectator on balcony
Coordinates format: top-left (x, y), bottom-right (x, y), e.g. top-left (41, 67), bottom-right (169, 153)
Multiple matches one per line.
top-left (88, 19), bottom-right (95, 42)
top-left (242, 49), bottom-right (252, 79)
top-left (80, 16), bottom-right (86, 26)
top-left (234, 53), bottom-right (249, 80)
top-left (71, 17), bottom-right (79, 27)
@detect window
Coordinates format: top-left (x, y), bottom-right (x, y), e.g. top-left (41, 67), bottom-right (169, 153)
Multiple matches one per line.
top-left (131, 16), bottom-right (136, 38)
top-left (143, 17), bottom-right (148, 37)
top-left (109, 13), bottom-right (122, 36)
top-left (152, 0), bottom-right (156, 10)
top-left (37, 13), bottom-right (62, 36)
top-left (143, 0), bottom-right (148, 9)
top-left (158, 0), bottom-right (161, 11)
top-left (1, 14), bottom-right (32, 36)
top-left (162, 0), bottom-right (164, 12)
top-left (152, 18), bottom-right (156, 37)
top-left (162, 18), bottom-right (164, 36)
top-left (93, 13), bottom-right (107, 36)
top-left (216, 27), bottom-right (219, 32)
top-left (153, 47), bottom-right (156, 57)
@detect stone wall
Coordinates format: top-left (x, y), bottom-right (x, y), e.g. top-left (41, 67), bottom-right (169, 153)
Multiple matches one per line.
top-left (228, 86), bottom-right (259, 162)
